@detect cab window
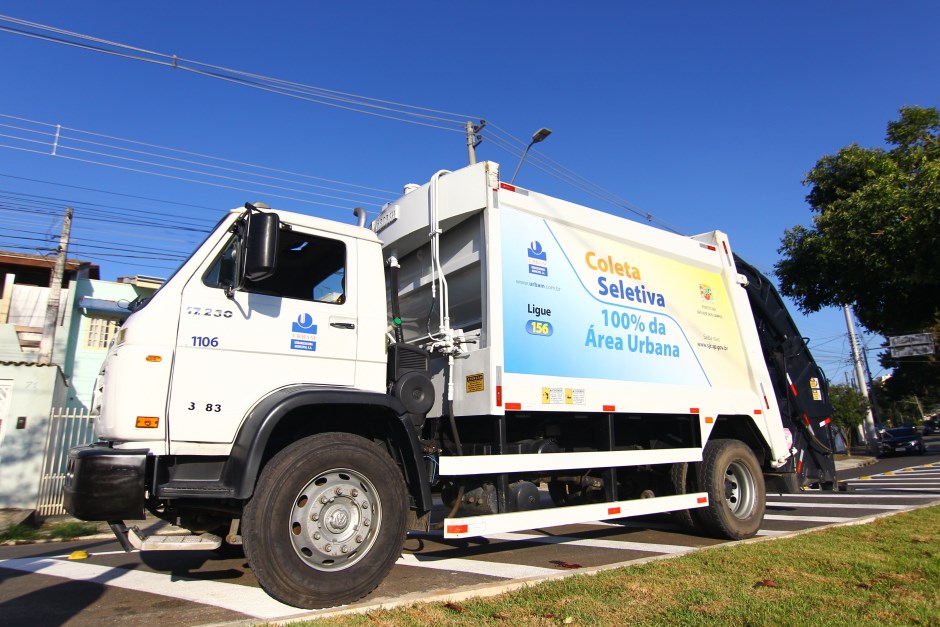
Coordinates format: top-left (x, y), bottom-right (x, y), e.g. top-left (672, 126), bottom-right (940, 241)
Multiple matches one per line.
top-left (205, 230), bottom-right (346, 304)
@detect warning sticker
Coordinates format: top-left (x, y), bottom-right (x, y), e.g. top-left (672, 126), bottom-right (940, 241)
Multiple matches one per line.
top-left (542, 387), bottom-right (565, 404)
top-left (541, 387), bottom-right (586, 405)
top-left (811, 389), bottom-right (822, 401)
top-left (809, 378), bottom-right (820, 389)
top-left (567, 388), bottom-right (586, 405)
top-left (465, 373), bottom-right (485, 393)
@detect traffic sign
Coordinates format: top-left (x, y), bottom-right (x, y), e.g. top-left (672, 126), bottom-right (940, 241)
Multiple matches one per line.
top-left (888, 333), bottom-right (933, 348)
top-left (890, 344), bottom-right (934, 358)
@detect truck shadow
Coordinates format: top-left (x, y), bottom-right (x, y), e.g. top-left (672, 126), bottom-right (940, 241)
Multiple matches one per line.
top-left (139, 548), bottom-right (248, 582)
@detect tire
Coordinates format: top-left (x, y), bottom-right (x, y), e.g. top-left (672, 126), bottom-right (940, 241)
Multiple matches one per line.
top-left (696, 439), bottom-right (765, 540)
top-left (669, 462), bottom-right (700, 531)
top-left (242, 433), bottom-right (408, 609)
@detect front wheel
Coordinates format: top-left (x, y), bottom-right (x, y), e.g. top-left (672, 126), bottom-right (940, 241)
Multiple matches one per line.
top-left (242, 433), bottom-right (408, 609)
top-left (696, 439), bottom-right (765, 540)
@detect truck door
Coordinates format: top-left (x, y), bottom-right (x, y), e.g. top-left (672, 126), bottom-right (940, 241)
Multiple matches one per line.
top-left (168, 225), bottom-right (359, 444)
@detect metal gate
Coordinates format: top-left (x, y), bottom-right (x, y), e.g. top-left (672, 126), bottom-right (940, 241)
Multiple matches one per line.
top-left (36, 408), bottom-right (96, 517)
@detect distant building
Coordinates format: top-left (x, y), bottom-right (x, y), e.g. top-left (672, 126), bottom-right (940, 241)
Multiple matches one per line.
top-left (0, 251), bottom-right (162, 509)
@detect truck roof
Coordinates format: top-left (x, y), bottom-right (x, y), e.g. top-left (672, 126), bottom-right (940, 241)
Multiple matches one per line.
top-left (225, 206), bottom-right (381, 243)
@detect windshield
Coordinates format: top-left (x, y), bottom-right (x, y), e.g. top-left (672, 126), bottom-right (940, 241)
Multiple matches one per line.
top-left (885, 427), bottom-right (917, 437)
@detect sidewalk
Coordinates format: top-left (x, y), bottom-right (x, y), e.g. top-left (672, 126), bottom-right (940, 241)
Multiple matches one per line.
top-left (0, 509), bottom-right (35, 533)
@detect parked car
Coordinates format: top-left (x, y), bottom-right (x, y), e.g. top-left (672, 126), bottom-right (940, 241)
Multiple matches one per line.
top-left (879, 427), bottom-right (925, 457)
top-left (922, 419), bottom-right (938, 436)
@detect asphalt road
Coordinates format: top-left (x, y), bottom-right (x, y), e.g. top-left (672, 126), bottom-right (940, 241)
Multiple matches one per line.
top-left (2, 450), bottom-right (939, 626)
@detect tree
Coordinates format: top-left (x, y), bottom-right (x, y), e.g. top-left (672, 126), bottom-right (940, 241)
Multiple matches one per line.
top-left (828, 384), bottom-right (870, 453)
top-left (775, 106), bottom-right (940, 336)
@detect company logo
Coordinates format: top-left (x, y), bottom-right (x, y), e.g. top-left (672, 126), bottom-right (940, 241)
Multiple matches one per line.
top-left (699, 284), bottom-right (713, 301)
top-left (528, 241), bottom-right (547, 276)
top-left (291, 313), bottom-right (318, 351)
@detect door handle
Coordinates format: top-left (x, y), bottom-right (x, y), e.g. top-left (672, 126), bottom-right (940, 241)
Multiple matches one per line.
top-left (330, 322), bottom-right (356, 330)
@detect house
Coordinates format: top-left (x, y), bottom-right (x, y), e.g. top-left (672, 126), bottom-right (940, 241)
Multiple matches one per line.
top-left (0, 251), bottom-right (162, 509)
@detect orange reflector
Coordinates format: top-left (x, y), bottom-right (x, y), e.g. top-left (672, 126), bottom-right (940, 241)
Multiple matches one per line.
top-left (608, 507), bottom-right (621, 515)
top-left (603, 405), bottom-right (615, 412)
top-left (146, 355), bottom-right (162, 362)
top-left (704, 416), bottom-right (714, 424)
top-left (697, 496), bottom-right (708, 504)
top-left (496, 385), bottom-right (502, 407)
top-left (136, 416), bottom-right (159, 428)
top-left (754, 409), bottom-right (762, 415)
top-left (690, 407), bottom-right (700, 414)
top-left (500, 182), bottom-right (516, 192)
top-left (505, 402), bottom-right (521, 410)
top-left (446, 524), bottom-right (468, 534)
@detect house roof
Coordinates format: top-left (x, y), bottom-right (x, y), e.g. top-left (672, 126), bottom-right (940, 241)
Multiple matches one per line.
top-left (0, 250), bottom-right (100, 285)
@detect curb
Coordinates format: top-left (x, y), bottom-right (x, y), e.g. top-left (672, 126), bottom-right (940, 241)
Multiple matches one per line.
top-left (1, 520), bottom-right (185, 547)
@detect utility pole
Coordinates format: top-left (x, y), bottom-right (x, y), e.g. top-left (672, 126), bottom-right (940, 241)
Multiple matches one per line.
top-left (466, 120), bottom-right (485, 165)
top-left (844, 304), bottom-right (878, 454)
top-left (38, 206), bottom-right (73, 365)
top-left (860, 340), bottom-right (881, 425)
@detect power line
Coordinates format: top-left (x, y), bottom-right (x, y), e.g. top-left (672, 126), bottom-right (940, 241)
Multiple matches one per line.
top-left (0, 112), bottom-right (401, 217)
top-left (0, 17), bottom-right (476, 132)
top-left (0, 172), bottom-right (219, 211)
top-left (484, 124), bottom-right (682, 233)
top-left (0, 16), bottom-right (680, 230)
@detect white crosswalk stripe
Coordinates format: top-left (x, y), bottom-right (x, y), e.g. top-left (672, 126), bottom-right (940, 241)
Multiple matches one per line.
top-left (769, 492), bottom-right (936, 498)
top-left (0, 556), bottom-right (309, 619)
top-left (764, 513), bottom-right (853, 523)
top-left (396, 553), bottom-right (559, 578)
top-left (1, 462), bottom-right (937, 622)
top-left (767, 501), bottom-right (909, 510)
top-left (482, 531), bottom-right (696, 554)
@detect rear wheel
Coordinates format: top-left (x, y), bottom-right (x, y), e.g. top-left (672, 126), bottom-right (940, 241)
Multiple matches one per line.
top-left (669, 462), bottom-right (700, 531)
top-left (696, 439), bottom-right (765, 540)
top-left (243, 433), bottom-right (408, 609)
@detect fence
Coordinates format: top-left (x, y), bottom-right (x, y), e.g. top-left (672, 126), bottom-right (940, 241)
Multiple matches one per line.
top-left (36, 407), bottom-right (96, 517)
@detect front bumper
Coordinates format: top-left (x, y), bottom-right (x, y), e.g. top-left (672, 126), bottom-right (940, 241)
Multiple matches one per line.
top-left (64, 444), bottom-right (149, 521)
top-left (879, 441), bottom-right (921, 455)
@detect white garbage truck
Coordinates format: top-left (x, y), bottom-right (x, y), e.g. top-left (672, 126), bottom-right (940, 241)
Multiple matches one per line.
top-left (65, 161), bottom-right (837, 608)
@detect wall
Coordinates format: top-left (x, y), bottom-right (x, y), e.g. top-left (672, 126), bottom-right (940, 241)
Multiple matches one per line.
top-left (0, 364), bottom-right (67, 509)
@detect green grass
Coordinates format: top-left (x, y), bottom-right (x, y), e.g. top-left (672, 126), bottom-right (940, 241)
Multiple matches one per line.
top-left (307, 505), bottom-right (940, 627)
top-left (0, 520), bottom-right (100, 542)
top-left (0, 523), bottom-right (40, 542)
top-left (43, 521), bottom-right (100, 540)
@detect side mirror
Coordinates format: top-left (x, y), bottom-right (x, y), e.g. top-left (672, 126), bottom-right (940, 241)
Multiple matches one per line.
top-left (224, 205), bottom-right (280, 298)
top-left (242, 210), bottom-right (280, 282)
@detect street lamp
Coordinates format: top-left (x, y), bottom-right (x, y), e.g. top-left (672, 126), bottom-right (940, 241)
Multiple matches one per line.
top-left (510, 127), bottom-right (552, 184)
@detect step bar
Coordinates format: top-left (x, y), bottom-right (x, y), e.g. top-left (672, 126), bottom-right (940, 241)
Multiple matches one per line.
top-left (109, 522), bottom-right (222, 552)
top-left (443, 491), bottom-right (709, 538)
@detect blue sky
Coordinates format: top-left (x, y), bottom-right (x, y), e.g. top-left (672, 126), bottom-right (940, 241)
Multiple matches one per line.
top-left (1, 1), bottom-right (937, 383)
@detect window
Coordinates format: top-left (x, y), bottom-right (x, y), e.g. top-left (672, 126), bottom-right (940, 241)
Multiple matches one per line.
top-left (205, 229), bottom-right (347, 304)
top-left (86, 316), bottom-right (121, 350)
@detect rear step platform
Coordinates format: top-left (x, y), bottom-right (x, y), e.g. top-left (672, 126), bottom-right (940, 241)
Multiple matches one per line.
top-left (109, 521), bottom-right (222, 552)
